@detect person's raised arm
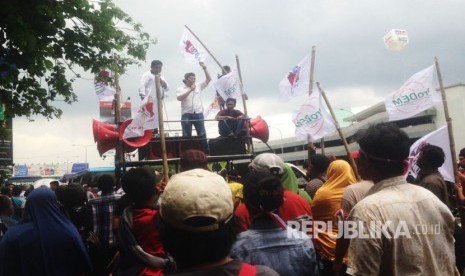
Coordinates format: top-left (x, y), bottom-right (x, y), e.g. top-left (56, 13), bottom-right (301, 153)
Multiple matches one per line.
top-left (200, 62), bottom-right (211, 84)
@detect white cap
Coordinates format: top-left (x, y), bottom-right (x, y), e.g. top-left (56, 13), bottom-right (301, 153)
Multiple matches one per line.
top-left (248, 153), bottom-right (285, 176)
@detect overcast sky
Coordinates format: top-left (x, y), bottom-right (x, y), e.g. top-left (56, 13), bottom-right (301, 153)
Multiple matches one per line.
top-left (13, 0), bottom-right (465, 168)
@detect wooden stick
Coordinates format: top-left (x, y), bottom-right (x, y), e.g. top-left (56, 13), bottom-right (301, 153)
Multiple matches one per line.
top-left (320, 138), bottom-right (325, 155)
top-left (435, 58), bottom-right (458, 182)
top-left (235, 54), bottom-right (252, 153)
top-left (155, 75), bottom-right (169, 183)
top-left (307, 46), bottom-right (317, 162)
top-left (185, 25), bottom-right (225, 74)
top-left (113, 55), bottom-right (124, 165)
top-left (318, 82), bottom-right (361, 181)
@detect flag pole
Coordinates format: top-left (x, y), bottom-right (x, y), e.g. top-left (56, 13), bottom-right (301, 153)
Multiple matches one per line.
top-left (307, 46), bottom-right (317, 162)
top-left (155, 74), bottom-right (169, 184)
top-left (435, 57), bottom-right (458, 181)
top-left (320, 138), bottom-right (325, 155)
top-left (235, 54), bottom-right (252, 153)
top-left (185, 25), bottom-right (225, 74)
top-left (113, 55), bottom-right (124, 167)
top-left (317, 82), bottom-right (361, 181)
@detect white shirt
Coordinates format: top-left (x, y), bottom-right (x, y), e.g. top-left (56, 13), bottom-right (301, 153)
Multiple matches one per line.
top-left (176, 80), bottom-right (208, 114)
top-left (138, 70), bottom-right (169, 99)
top-left (346, 176), bottom-right (459, 276)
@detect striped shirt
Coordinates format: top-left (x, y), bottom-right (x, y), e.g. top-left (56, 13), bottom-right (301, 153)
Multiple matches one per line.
top-left (88, 193), bottom-right (121, 248)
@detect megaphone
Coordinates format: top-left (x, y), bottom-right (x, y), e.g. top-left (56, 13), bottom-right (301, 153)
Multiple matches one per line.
top-left (95, 125), bottom-right (119, 156)
top-left (119, 119), bottom-right (152, 149)
top-left (250, 116), bottom-right (269, 143)
top-left (92, 119), bottom-right (116, 142)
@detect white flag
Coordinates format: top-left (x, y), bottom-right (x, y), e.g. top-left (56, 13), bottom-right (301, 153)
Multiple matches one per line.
top-left (385, 65), bottom-right (441, 121)
top-left (214, 69), bottom-right (243, 102)
top-left (292, 86), bottom-right (336, 141)
top-left (407, 125), bottom-right (454, 182)
top-left (179, 28), bottom-right (209, 66)
top-left (203, 96), bottom-right (221, 119)
top-left (278, 54), bottom-right (311, 102)
top-left (123, 91), bottom-right (158, 139)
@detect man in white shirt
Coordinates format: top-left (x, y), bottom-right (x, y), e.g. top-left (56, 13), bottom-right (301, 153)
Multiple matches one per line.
top-left (346, 122), bottom-right (459, 276)
top-left (138, 60), bottom-right (169, 100)
top-left (176, 62), bottom-right (211, 154)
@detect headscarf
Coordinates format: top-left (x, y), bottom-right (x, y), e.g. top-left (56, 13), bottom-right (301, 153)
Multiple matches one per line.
top-left (0, 187), bottom-right (91, 275)
top-left (282, 163), bottom-right (313, 204)
top-left (311, 160), bottom-right (356, 261)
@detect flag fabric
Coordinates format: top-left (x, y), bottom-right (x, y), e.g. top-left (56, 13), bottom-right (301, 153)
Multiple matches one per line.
top-left (384, 65), bottom-right (441, 121)
top-left (123, 90), bottom-right (158, 139)
top-left (278, 54), bottom-right (311, 102)
top-left (95, 83), bottom-right (116, 101)
top-left (179, 28), bottom-right (209, 66)
top-left (213, 69), bottom-right (243, 102)
top-left (292, 86), bottom-right (336, 142)
top-left (203, 96), bottom-right (221, 119)
top-left (407, 125), bottom-right (454, 182)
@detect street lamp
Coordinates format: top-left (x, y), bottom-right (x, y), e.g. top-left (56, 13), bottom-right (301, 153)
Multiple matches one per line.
top-left (268, 126), bottom-right (284, 155)
top-left (72, 144), bottom-right (95, 163)
top-left (56, 156), bottom-right (78, 174)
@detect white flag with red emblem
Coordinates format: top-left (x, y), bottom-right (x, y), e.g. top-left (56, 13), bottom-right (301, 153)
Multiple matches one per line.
top-left (279, 54), bottom-right (311, 102)
top-left (292, 86), bottom-right (336, 141)
top-left (123, 90), bottom-right (158, 139)
top-left (179, 28), bottom-right (209, 66)
top-left (407, 125), bottom-right (454, 182)
top-left (384, 65), bottom-right (441, 121)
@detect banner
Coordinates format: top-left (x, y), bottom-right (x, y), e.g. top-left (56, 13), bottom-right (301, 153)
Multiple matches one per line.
top-left (278, 54), bottom-right (311, 102)
top-left (407, 125), bottom-right (454, 182)
top-left (95, 70), bottom-right (115, 101)
top-left (203, 96), bottom-right (221, 119)
top-left (179, 28), bottom-right (209, 66)
top-left (385, 65), bottom-right (441, 121)
top-left (213, 69), bottom-right (243, 101)
top-left (292, 86), bottom-right (336, 142)
top-left (123, 92), bottom-right (158, 139)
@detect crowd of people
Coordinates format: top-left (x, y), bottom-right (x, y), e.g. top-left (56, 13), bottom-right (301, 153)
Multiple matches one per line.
top-left (1, 122), bottom-right (465, 275)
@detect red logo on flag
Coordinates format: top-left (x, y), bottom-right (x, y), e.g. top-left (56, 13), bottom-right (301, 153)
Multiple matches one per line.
top-left (287, 66), bottom-right (301, 86)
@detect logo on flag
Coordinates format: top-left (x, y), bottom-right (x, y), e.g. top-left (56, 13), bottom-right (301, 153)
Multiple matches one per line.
top-left (123, 94), bottom-right (158, 139)
top-left (179, 28), bottom-right (209, 66)
top-left (213, 69), bottom-right (243, 102)
top-left (384, 65), bottom-right (441, 121)
top-left (292, 87), bottom-right (336, 142)
top-left (407, 125), bottom-right (454, 182)
top-left (279, 55), bottom-right (311, 102)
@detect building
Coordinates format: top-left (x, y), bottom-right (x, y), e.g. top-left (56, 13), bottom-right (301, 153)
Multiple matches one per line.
top-left (255, 83), bottom-right (465, 166)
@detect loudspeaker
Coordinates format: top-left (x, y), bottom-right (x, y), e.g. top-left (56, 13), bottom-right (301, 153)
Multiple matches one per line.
top-left (209, 137), bottom-right (246, 156)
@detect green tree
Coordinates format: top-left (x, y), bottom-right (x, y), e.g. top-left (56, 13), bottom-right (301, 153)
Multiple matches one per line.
top-left (0, 0), bottom-right (155, 119)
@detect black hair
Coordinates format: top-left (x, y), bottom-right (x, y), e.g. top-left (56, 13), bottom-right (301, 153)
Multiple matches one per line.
top-left (0, 195), bottom-right (11, 214)
top-left (182, 72), bottom-right (195, 84)
top-left (223, 65), bottom-right (231, 73)
top-left (50, 180), bottom-right (59, 187)
top-left (356, 122), bottom-right (410, 175)
top-left (121, 166), bottom-right (157, 204)
top-left (12, 185), bottom-right (23, 196)
top-left (459, 148), bottom-right (465, 158)
top-left (97, 174), bottom-right (115, 193)
top-left (55, 184), bottom-right (87, 208)
top-left (80, 172), bottom-right (93, 186)
top-left (243, 172), bottom-right (283, 212)
top-left (158, 214), bottom-right (236, 269)
top-left (1, 187), bottom-right (10, 195)
top-left (302, 160), bottom-right (310, 170)
top-left (151, 60), bottom-right (163, 67)
top-left (421, 144), bottom-right (445, 169)
top-left (225, 98), bottom-right (236, 105)
top-left (310, 154), bottom-right (330, 174)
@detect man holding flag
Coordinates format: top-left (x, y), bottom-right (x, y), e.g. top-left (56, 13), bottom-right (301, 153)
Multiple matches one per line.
top-left (176, 62), bottom-right (212, 154)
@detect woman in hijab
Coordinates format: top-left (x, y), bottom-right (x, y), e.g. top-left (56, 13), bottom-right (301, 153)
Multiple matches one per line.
top-left (282, 163), bottom-right (313, 204)
top-left (311, 159), bottom-right (356, 275)
top-left (0, 186), bottom-right (92, 275)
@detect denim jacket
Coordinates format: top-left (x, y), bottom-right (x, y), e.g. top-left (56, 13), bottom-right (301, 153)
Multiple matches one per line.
top-left (230, 219), bottom-right (320, 276)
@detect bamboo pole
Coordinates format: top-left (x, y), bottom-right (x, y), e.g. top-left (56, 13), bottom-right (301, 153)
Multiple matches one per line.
top-left (155, 75), bottom-right (169, 183)
top-left (320, 138), bottom-right (325, 155)
top-left (318, 82), bottom-right (361, 181)
top-left (435, 58), bottom-right (458, 182)
top-left (184, 25), bottom-right (225, 74)
top-left (235, 54), bottom-right (252, 153)
top-left (307, 46), bottom-right (317, 162)
top-left (113, 55), bottom-right (124, 165)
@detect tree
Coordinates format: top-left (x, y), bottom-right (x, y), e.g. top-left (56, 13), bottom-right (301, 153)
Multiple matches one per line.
top-left (0, 0), bottom-right (155, 119)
